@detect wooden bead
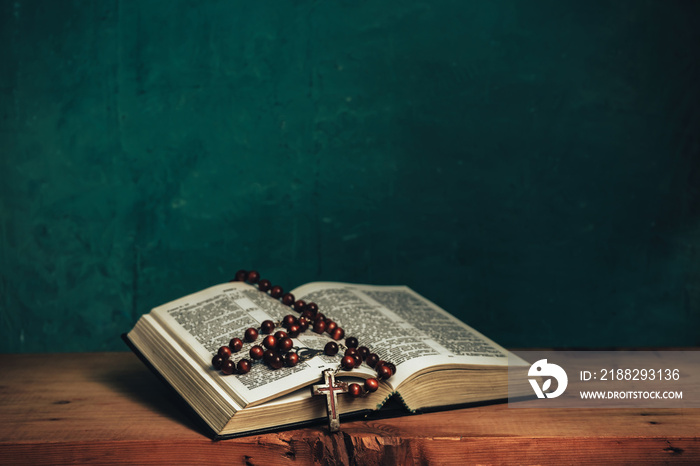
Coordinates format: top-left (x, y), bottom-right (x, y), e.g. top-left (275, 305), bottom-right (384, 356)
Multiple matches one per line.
top-left (274, 330), bottom-right (288, 340)
top-left (305, 302), bottom-right (319, 315)
top-left (325, 320), bottom-right (337, 334)
top-left (218, 346), bottom-right (232, 359)
top-left (298, 317), bottom-right (310, 331)
top-left (293, 300), bottom-right (306, 312)
top-left (300, 310), bottom-right (314, 320)
top-left (260, 320), bottom-right (275, 334)
top-left (278, 337), bottom-right (294, 353)
top-left (263, 335), bottom-right (277, 350)
top-left (331, 327), bottom-right (345, 341)
top-left (366, 353), bottom-right (379, 367)
top-left (234, 270), bottom-right (247, 281)
top-left (357, 346), bottom-right (370, 360)
top-left (285, 352), bottom-right (299, 367)
top-left (287, 324), bottom-right (300, 338)
top-left (345, 337), bottom-right (359, 349)
top-left (341, 356), bottom-right (355, 371)
top-left (269, 354), bottom-right (284, 370)
top-left (221, 359), bottom-right (236, 375)
top-left (244, 328), bottom-right (258, 342)
top-left (270, 285), bottom-right (284, 299)
top-left (229, 338), bottom-right (243, 353)
top-left (344, 348), bottom-right (358, 357)
top-left (282, 293), bottom-right (295, 306)
top-left (375, 361), bottom-right (395, 375)
top-left (212, 355), bottom-right (224, 370)
top-left (313, 319), bottom-right (326, 334)
top-left (258, 279), bottom-right (271, 292)
top-left (364, 378), bottom-right (379, 393)
top-left (313, 313), bottom-right (325, 323)
top-left (246, 270), bottom-right (260, 283)
top-left (263, 349), bottom-right (277, 364)
top-left (377, 364), bottom-right (392, 380)
top-left (348, 383), bottom-right (362, 397)
top-left (324, 341), bottom-right (339, 356)
top-left (385, 362), bottom-right (397, 375)
top-left (353, 355), bottom-right (362, 368)
top-left (237, 359), bottom-right (251, 374)
top-left (282, 315), bottom-right (297, 328)
top-left (249, 345), bottom-right (264, 360)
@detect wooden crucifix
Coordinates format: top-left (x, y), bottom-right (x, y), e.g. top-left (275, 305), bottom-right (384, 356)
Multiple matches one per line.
top-left (312, 369), bottom-right (349, 432)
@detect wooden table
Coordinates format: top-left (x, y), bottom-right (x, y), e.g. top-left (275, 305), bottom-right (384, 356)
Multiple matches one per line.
top-left (1, 352), bottom-right (698, 465)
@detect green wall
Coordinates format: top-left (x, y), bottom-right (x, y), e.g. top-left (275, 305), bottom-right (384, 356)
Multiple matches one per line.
top-left (1, 1), bottom-right (699, 352)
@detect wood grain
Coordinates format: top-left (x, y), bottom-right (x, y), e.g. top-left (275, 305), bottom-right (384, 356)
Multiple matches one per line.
top-left (0, 352), bottom-right (698, 464)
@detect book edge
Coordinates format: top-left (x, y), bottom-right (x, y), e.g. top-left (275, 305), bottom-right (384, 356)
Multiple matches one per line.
top-left (123, 333), bottom-right (387, 439)
top-left (121, 333), bottom-right (219, 439)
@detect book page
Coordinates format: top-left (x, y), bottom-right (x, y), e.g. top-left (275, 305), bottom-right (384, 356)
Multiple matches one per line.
top-left (150, 282), bottom-right (340, 407)
top-left (291, 282), bottom-right (526, 389)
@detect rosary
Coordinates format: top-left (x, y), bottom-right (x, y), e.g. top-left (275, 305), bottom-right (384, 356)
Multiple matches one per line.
top-left (210, 270), bottom-right (396, 432)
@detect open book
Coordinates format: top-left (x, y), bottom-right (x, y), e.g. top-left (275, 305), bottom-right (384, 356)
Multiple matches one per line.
top-left (125, 281), bottom-right (528, 438)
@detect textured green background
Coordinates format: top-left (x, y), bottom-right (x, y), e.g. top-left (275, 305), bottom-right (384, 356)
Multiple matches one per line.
top-left (1, 1), bottom-right (699, 353)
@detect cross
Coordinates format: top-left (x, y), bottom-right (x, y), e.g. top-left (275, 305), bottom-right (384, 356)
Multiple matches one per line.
top-left (312, 369), bottom-right (349, 432)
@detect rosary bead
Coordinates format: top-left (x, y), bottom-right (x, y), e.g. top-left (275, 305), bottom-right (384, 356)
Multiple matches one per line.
top-left (365, 353), bottom-right (379, 367)
top-left (345, 337), bottom-right (359, 349)
top-left (212, 354), bottom-right (225, 370)
top-left (364, 378), bottom-right (379, 393)
top-left (385, 362), bottom-right (397, 375)
top-left (313, 319), bottom-right (327, 334)
top-left (269, 354), bottom-right (284, 370)
top-left (229, 338), bottom-right (243, 353)
top-left (270, 285), bottom-right (284, 299)
top-left (282, 315), bottom-right (297, 328)
top-left (237, 359), bottom-right (251, 374)
top-left (325, 320), bottom-right (337, 334)
top-left (357, 346), bottom-right (370, 360)
top-left (306, 302), bottom-right (319, 315)
top-left (341, 355), bottom-right (356, 371)
top-left (331, 327), bottom-right (345, 340)
top-left (221, 359), bottom-right (236, 375)
top-left (260, 320), bottom-right (275, 334)
top-left (244, 328), bottom-right (259, 342)
top-left (376, 364), bottom-right (392, 380)
top-left (278, 337), bottom-right (294, 353)
top-left (348, 383), bottom-right (363, 397)
top-left (324, 341), bottom-right (339, 356)
top-left (258, 279), bottom-right (272, 292)
top-left (313, 313), bottom-right (326, 323)
top-left (298, 317), bottom-right (310, 331)
top-left (249, 345), bottom-right (264, 360)
top-left (263, 335), bottom-right (277, 350)
top-left (218, 346), bottom-right (232, 359)
top-left (353, 355), bottom-right (362, 367)
top-left (282, 293), bottom-right (295, 306)
top-left (287, 324), bottom-right (300, 338)
top-left (300, 309), bottom-right (314, 320)
top-left (263, 349), bottom-right (277, 364)
top-left (293, 300), bottom-right (306, 311)
top-left (274, 330), bottom-right (288, 340)
top-left (246, 270), bottom-right (260, 283)
top-left (285, 352), bottom-right (299, 367)
top-left (344, 348), bottom-right (358, 357)
top-left (234, 270), bottom-right (247, 281)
